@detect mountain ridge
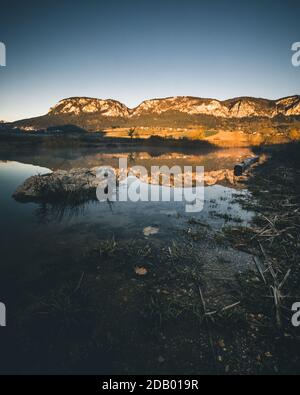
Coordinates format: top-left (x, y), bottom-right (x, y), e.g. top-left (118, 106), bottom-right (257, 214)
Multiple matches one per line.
top-left (9, 94), bottom-right (300, 134)
top-left (47, 94), bottom-right (300, 118)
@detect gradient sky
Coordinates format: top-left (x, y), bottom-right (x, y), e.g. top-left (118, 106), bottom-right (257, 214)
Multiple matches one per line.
top-left (0, 0), bottom-right (299, 121)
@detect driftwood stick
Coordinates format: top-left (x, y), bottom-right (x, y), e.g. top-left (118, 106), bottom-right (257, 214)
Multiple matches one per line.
top-left (198, 284), bottom-right (217, 368)
top-left (72, 271), bottom-right (85, 295)
top-left (205, 301), bottom-right (241, 316)
top-left (234, 156), bottom-right (259, 176)
top-left (253, 256), bottom-right (267, 284)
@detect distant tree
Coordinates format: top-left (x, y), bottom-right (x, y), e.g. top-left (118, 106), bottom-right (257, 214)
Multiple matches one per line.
top-left (128, 128), bottom-right (136, 140)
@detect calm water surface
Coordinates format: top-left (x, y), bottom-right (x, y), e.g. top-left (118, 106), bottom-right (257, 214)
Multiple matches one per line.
top-left (0, 146), bottom-right (254, 280)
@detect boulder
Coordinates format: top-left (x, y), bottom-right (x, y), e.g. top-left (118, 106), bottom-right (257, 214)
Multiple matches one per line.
top-left (13, 168), bottom-right (102, 203)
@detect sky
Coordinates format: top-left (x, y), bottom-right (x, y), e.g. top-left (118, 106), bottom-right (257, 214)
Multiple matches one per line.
top-left (0, 0), bottom-right (299, 121)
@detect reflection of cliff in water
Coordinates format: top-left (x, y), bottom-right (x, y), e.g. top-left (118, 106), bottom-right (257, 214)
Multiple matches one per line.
top-left (0, 145), bottom-right (255, 173)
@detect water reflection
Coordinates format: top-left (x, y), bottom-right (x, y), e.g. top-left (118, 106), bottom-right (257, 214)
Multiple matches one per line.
top-left (35, 202), bottom-right (88, 223)
top-left (0, 145), bottom-right (254, 173)
top-left (0, 147), bottom-right (255, 229)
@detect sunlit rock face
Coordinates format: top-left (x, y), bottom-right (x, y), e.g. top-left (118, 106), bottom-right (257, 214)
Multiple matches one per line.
top-left (131, 97), bottom-right (230, 117)
top-left (16, 95), bottom-right (299, 133)
top-left (130, 95), bottom-right (300, 118)
top-left (276, 96), bottom-right (300, 116)
top-left (223, 97), bottom-right (282, 118)
top-left (227, 99), bottom-right (270, 118)
top-left (49, 97), bottom-right (130, 117)
top-left (48, 95), bottom-right (300, 120)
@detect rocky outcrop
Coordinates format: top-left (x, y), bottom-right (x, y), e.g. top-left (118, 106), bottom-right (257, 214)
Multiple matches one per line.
top-left (13, 168), bottom-right (101, 203)
top-left (130, 97), bottom-right (231, 118)
top-left (49, 97), bottom-right (130, 118)
top-left (276, 96), bottom-right (300, 116)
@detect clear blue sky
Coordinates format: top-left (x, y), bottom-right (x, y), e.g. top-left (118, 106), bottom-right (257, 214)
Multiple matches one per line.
top-left (0, 0), bottom-right (299, 121)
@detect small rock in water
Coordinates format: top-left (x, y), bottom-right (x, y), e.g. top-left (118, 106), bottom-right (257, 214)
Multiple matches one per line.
top-left (143, 226), bottom-right (159, 237)
top-left (218, 339), bottom-right (225, 349)
top-left (134, 267), bottom-right (148, 276)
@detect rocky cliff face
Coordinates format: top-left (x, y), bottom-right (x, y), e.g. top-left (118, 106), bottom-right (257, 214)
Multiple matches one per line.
top-left (131, 97), bottom-right (230, 117)
top-left (48, 95), bottom-right (300, 119)
top-left (11, 95), bottom-right (300, 133)
top-left (49, 97), bottom-right (130, 118)
top-left (276, 96), bottom-right (300, 116)
top-left (131, 95), bottom-right (300, 118)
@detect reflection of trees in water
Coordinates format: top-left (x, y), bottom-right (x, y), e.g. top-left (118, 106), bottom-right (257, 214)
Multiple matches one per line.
top-left (127, 152), bottom-right (137, 164)
top-left (35, 200), bottom-right (114, 223)
top-left (146, 150), bottom-right (166, 158)
top-left (127, 151), bottom-right (164, 164)
top-left (35, 202), bottom-right (87, 223)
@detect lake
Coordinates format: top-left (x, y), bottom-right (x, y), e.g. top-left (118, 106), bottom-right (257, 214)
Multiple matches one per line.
top-left (0, 145), bottom-right (254, 252)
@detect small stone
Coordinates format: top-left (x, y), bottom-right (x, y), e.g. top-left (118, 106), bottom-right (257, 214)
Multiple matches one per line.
top-left (218, 339), bottom-right (225, 348)
top-left (134, 267), bottom-right (148, 276)
top-left (143, 226), bottom-right (159, 237)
